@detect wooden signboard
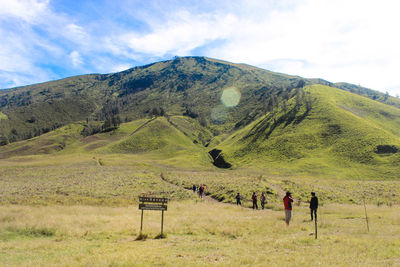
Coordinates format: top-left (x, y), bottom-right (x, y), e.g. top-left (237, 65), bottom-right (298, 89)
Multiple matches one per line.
top-left (139, 203), bottom-right (168, 210)
top-left (139, 197), bottom-right (168, 204)
top-left (138, 196), bottom-right (168, 235)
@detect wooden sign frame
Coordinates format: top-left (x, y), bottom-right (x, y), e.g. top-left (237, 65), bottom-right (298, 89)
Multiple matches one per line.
top-left (138, 196), bottom-right (168, 236)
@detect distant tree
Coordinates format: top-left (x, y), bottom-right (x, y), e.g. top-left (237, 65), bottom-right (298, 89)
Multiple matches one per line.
top-left (282, 91), bottom-right (290, 101)
top-left (159, 107), bottom-right (165, 116)
top-left (151, 107), bottom-right (165, 117)
top-left (384, 91), bottom-right (389, 101)
top-left (295, 89), bottom-right (301, 109)
top-left (305, 93), bottom-right (313, 111)
top-left (295, 79), bottom-right (306, 88)
top-left (111, 115), bottom-right (121, 127)
top-left (271, 95), bottom-right (278, 109)
top-left (81, 123), bottom-right (102, 137)
top-left (199, 114), bottom-right (208, 127)
top-left (151, 107), bottom-right (159, 117)
top-left (27, 116), bottom-right (36, 123)
top-left (102, 117), bottom-right (113, 131)
top-left (282, 99), bottom-right (287, 112)
top-left (183, 106), bottom-right (198, 118)
top-left (25, 131), bottom-right (33, 139)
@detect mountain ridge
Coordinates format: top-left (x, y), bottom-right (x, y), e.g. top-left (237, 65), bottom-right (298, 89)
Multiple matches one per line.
top-left (0, 56), bottom-right (399, 179)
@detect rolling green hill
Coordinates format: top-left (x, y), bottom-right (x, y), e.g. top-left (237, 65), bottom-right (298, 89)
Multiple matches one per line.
top-left (2, 56), bottom-right (398, 145)
top-left (217, 84), bottom-right (400, 179)
top-left (0, 115), bottom-right (214, 168)
top-left (0, 57), bottom-right (399, 179)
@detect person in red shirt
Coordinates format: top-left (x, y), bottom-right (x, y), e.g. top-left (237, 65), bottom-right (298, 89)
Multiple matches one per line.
top-left (283, 191), bottom-right (294, 226)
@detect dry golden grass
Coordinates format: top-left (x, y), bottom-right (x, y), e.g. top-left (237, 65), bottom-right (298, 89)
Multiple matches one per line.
top-left (0, 201), bottom-right (399, 266)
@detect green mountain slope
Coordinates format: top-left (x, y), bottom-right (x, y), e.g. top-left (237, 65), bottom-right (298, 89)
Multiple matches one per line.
top-left (0, 57), bottom-right (399, 179)
top-left (0, 124), bottom-right (83, 159)
top-left (0, 57), bottom-right (305, 143)
top-left (216, 84), bottom-right (400, 179)
top-left (5, 56), bottom-right (397, 145)
top-left (0, 116), bottom-right (213, 168)
top-left (108, 117), bottom-right (200, 153)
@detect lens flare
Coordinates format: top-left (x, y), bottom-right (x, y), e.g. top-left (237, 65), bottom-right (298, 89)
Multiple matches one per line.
top-left (220, 87), bottom-right (241, 107)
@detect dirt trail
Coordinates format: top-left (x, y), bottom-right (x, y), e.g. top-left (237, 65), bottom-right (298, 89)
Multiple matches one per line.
top-left (159, 173), bottom-right (219, 203)
top-left (159, 172), bottom-right (290, 210)
top-left (129, 118), bottom-right (156, 136)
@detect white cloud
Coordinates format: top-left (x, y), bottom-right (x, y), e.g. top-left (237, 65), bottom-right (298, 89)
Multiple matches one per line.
top-left (203, 0), bottom-right (400, 95)
top-left (101, 0), bottom-right (400, 95)
top-left (0, 0), bottom-right (50, 23)
top-left (64, 24), bottom-right (89, 44)
top-left (109, 64), bottom-right (132, 73)
top-left (1, 0), bottom-right (400, 96)
top-left (111, 11), bottom-right (237, 57)
top-left (69, 51), bottom-right (83, 67)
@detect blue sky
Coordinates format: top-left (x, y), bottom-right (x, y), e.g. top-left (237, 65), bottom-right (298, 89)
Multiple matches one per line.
top-left (1, 0), bottom-right (400, 96)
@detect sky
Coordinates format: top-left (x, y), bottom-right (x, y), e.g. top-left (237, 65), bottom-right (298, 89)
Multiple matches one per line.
top-left (1, 0), bottom-right (400, 96)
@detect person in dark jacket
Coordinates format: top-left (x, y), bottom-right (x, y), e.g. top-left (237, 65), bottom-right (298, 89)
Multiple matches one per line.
top-left (260, 193), bottom-right (266, 210)
top-left (252, 192), bottom-right (258, 209)
top-left (235, 193), bottom-right (242, 205)
top-left (310, 192), bottom-right (318, 221)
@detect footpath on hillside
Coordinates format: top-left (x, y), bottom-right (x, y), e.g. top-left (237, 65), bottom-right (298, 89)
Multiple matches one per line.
top-left (160, 173), bottom-right (218, 203)
top-left (159, 172), bottom-right (286, 207)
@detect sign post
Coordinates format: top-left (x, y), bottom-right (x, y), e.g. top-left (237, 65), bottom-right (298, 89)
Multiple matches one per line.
top-left (138, 196), bottom-right (168, 236)
top-left (315, 218), bottom-right (318, 239)
top-left (363, 198), bottom-right (370, 232)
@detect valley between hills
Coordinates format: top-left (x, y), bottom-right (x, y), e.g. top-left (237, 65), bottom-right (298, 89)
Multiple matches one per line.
top-left (0, 57), bottom-right (399, 266)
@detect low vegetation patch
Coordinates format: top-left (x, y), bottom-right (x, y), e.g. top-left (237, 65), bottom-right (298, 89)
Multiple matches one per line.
top-left (0, 112), bottom-right (8, 120)
top-left (1, 226), bottom-right (55, 240)
top-left (0, 203), bottom-right (399, 266)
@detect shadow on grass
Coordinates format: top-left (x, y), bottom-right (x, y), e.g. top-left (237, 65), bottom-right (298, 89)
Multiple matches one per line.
top-left (135, 233), bottom-right (167, 241)
top-left (155, 233), bottom-right (167, 239)
top-left (135, 233), bottom-right (148, 241)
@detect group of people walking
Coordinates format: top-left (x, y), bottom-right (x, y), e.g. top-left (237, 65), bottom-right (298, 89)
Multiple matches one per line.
top-left (235, 192), bottom-right (267, 210)
top-left (192, 184), bottom-right (205, 198)
top-left (192, 184), bottom-right (319, 226)
top-left (283, 191), bottom-right (319, 226)
top-left (235, 190), bottom-right (319, 226)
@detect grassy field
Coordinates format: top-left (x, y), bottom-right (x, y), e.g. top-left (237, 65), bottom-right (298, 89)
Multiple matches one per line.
top-left (0, 154), bottom-right (399, 266)
top-left (1, 154), bottom-right (399, 206)
top-left (0, 201), bottom-right (399, 266)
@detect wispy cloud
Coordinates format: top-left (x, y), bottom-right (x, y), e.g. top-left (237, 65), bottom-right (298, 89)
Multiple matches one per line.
top-left (64, 24), bottom-right (89, 44)
top-left (0, 0), bottom-right (50, 23)
top-left (0, 0), bottom-right (399, 95)
top-left (69, 51), bottom-right (83, 68)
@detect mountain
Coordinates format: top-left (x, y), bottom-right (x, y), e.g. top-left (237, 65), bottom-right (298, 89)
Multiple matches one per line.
top-left (217, 84), bottom-right (400, 179)
top-left (0, 56), bottom-right (399, 179)
top-left (0, 57), bottom-right (308, 142)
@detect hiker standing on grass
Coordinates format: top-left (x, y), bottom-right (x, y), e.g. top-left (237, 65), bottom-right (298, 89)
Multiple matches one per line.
top-left (283, 191), bottom-right (294, 226)
top-left (192, 184), bottom-right (196, 193)
top-left (236, 193), bottom-right (242, 205)
top-left (310, 192), bottom-right (319, 221)
top-left (260, 193), bottom-right (266, 210)
top-left (252, 192), bottom-right (258, 209)
top-left (199, 184), bottom-right (205, 198)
